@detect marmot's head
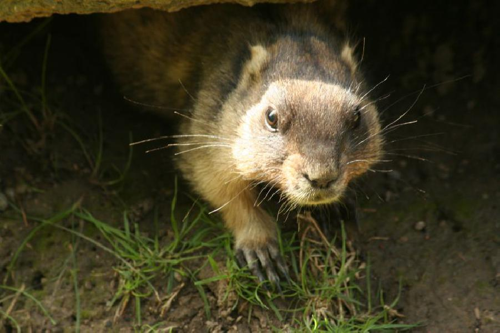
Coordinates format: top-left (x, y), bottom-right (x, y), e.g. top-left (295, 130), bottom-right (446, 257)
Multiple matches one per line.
top-left (231, 43), bottom-right (383, 206)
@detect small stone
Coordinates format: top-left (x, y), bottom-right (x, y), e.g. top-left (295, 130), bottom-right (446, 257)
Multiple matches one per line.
top-left (482, 193), bottom-right (489, 199)
top-left (84, 280), bottom-right (94, 290)
top-left (414, 221), bottom-right (426, 231)
top-left (474, 307), bottom-right (481, 320)
top-left (0, 192), bottom-right (8, 211)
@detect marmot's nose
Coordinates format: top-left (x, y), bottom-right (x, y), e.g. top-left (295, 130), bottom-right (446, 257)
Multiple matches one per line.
top-left (303, 172), bottom-right (338, 189)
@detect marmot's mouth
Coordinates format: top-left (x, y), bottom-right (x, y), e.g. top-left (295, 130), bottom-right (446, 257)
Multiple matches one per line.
top-left (288, 191), bottom-right (342, 206)
top-left (306, 196), bottom-right (341, 206)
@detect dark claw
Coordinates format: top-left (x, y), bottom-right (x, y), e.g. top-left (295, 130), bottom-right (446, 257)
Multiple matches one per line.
top-left (255, 248), bottom-right (279, 286)
top-left (235, 250), bottom-right (248, 270)
top-left (235, 241), bottom-right (289, 291)
top-left (242, 248), bottom-right (267, 284)
top-left (268, 242), bottom-right (291, 283)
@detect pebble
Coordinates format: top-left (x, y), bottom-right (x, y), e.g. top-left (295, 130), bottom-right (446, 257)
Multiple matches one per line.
top-left (414, 221), bottom-right (426, 231)
top-left (84, 280), bottom-right (94, 290)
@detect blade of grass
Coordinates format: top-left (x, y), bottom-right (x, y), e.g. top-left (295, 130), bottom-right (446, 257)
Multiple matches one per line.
top-left (40, 34), bottom-right (51, 120)
top-left (194, 284), bottom-right (211, 319)
top-left (59, 121), bottom-right (94, 169)
top-left (0, 65), bottom-right (38, 129)
top-left (0, 308), bottom-right (21, 333)
top-left (0, 285), bottom-right (57, 325)
top-left (91, 109), bottom-right (104, 178)
top-left (103, 132), bottom-right (134, 186)
top-left (2, 18), bottom-right (52, 67)
top-left (70, 217), bottom-right (81, 333)
top-left (4, 203), bottom-right (79, 283)
top-left (135, 295), bottom-right (142, 327)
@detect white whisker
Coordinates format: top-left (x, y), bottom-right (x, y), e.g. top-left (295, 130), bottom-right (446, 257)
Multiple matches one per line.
top-left (174, 144), bottom-right (232, 155)
top-left (209, 182), bottom-right (254, 214)
top-left (131, 134), bottom-right (231, 146)
top-left (346, 159), bottom-right (391, 165)
top-left (359, 75), bottom-right (390, 101)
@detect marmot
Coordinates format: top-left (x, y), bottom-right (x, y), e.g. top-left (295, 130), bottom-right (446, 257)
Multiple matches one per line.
top-left (101, 1), bottom-right (383, 285)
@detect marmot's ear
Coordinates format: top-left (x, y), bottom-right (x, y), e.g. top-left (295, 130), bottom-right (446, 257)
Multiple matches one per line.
top-left (340, 43), bottom-right (358, 73)
top-left (248, 45), bottom-right (269, 74)
top-left (240, 45), bottom-right (269, 87)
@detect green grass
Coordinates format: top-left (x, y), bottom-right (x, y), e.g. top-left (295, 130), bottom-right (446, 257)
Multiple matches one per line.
top-left (0, 31), bottom-right (57, 153)
top-left (1, 190), bottom-right (417, 331)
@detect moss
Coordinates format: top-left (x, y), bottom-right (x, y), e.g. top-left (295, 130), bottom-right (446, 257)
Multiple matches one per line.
top-left (450, 197), bottom-right (478, 222)
top-left (473, 280), bottom-right (493, 296)
top-left (80, 309), bottom-right (96, 320)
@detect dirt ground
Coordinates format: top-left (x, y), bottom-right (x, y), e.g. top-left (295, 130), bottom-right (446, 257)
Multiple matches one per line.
top-left (0, 0), bottom-right (499, 332)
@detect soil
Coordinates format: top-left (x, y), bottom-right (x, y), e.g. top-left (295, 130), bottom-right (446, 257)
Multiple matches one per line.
top-left (0, 0), bottom-right (499, 332)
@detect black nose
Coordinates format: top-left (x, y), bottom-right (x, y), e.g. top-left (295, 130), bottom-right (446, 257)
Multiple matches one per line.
top-left (303, 173), bottom-right (338, 189)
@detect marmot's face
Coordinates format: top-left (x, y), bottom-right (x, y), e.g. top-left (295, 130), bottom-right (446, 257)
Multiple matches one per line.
top-left (233, 80), bottom-right (382, 206)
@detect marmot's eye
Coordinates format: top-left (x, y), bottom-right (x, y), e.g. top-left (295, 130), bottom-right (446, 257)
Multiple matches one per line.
top-left (352, 106), bottom-right (361, 129)
top-left (265, 107), bottom-right (278, 131)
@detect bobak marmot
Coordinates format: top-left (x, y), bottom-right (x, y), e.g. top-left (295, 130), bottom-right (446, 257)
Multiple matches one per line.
top-left (101, 1), bottom-right (383, 285)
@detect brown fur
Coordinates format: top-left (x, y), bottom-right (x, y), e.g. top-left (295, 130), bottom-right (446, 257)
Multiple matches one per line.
top-left (101, 1), bottom-right (382, 262)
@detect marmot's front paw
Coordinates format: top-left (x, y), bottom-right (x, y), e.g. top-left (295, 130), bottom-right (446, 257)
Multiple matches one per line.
top-left (235, 241), bottom-right (290, 290)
